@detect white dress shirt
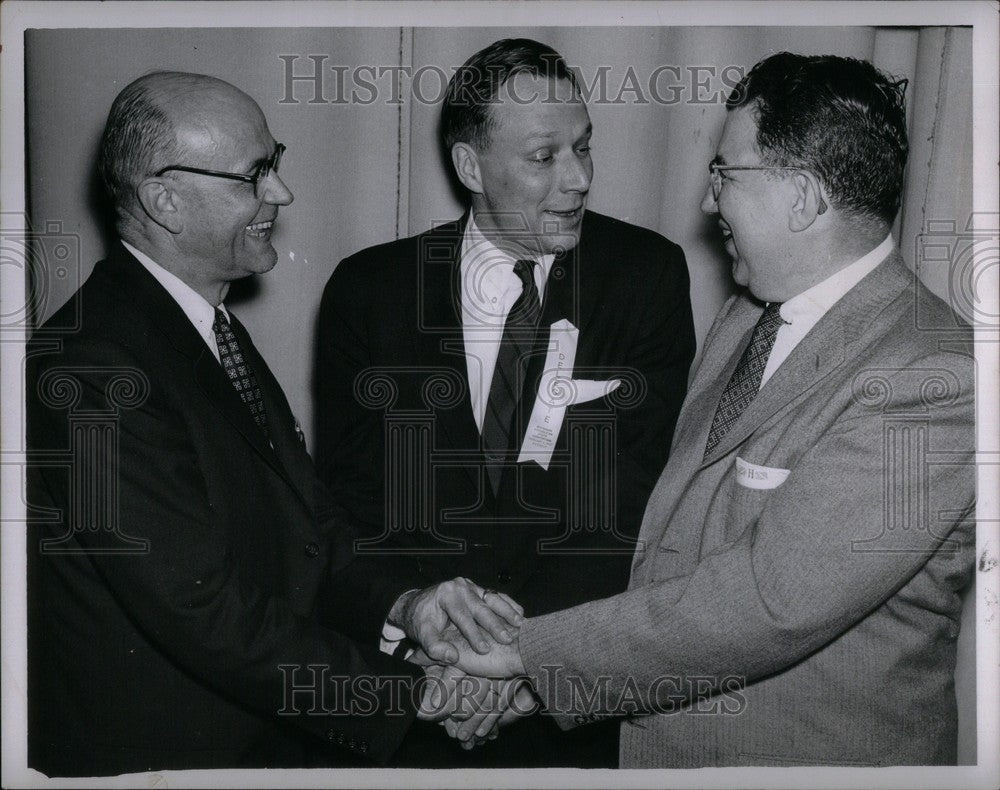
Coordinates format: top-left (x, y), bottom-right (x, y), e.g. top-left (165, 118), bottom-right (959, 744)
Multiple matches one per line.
top-left (760, 234), bottom-right (894, 388)
top-left (121, 240), bottom-right (228, 361)
top-left (460, 213), bottom-right (555, 432)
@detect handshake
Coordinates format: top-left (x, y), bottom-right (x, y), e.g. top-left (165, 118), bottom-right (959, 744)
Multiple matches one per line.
top-left (388, 578), bottom-right (532, 749)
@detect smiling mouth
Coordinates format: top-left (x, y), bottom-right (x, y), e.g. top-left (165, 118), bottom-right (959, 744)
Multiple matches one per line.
top-left (544, 207), bottom-right (583, 219)
top-left (245, 220), bottom-right (274, 238)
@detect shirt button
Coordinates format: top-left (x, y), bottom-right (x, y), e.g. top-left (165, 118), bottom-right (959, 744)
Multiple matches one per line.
top-left (305, 542), bottom-right (320, 558)
top-left (497, 570), bottom-right (511, 584)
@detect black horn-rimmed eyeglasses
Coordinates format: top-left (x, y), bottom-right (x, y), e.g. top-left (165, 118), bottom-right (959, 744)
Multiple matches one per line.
top-left (155, 143), bottom-right (285, 198)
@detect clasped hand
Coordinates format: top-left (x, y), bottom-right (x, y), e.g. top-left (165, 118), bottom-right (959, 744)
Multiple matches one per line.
top-left (389, 579), bottom-right (532, 748)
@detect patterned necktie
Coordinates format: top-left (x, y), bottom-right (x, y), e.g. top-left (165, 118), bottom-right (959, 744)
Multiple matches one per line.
top-left (481, 259), bottom-right (542, 494)
top-left (212, 308), bottom-right (269, 438)
top-left (704, 301), bottom-right (785, 457)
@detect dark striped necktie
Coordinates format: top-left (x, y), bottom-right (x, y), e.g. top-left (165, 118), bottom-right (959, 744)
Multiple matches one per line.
top-left (704, 301), bottom-right (785, 457)
top-left (481, 259), bottom-right (542, 494)
top-left (212, 308), bottom-right (269, 438)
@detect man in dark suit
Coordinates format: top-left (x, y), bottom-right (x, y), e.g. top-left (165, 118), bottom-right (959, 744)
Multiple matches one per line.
top-left (26, 70), bottom-right (522, 777)
top-left (438, 53), bottom-right (977, 768)
top-left (314, 39), bottom-right (696, 767)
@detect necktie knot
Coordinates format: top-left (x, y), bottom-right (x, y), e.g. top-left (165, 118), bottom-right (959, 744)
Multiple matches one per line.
top-left (212, 307), bottom-right (229, 333)
top-left (513, 258), bottom-right (536, 290)
top-left (759, 301), bottom-right (786, 335)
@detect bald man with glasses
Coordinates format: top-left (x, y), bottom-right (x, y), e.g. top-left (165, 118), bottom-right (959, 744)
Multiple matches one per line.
top-left (25, 71), bottom-right (522, 776)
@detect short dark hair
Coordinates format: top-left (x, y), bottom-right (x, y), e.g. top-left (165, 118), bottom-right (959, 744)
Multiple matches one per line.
top-left (727, 52), bottom-right (909, 225)
top-left (441, 38), bottom-right (578, 151)
top-left (97, 72), bottom-right (186, 216)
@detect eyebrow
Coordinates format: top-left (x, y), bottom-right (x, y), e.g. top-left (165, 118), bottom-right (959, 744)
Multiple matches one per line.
top-left (524, 123), bottom-right (593, 143)
top-left (242, 144), bottom-right (277, 173)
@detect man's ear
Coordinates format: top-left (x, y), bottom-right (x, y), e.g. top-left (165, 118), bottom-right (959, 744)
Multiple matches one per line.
top-left (451, 143), bottom-right (484, 194)
top-left (135, 178), bottom-right (183, 234)
top-left (788, 170), bottom-right (828, 232)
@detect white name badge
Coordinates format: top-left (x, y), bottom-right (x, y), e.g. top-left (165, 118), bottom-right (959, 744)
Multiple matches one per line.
top-left (518, 320), bottom-right (620, 470)
top-left (735, 456), bottom-right (790, 490)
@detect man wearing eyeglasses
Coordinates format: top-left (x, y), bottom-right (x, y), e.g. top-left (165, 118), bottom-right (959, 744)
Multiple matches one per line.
top-left (25, 71), bottom-right (525, 776)
top-left (440, 52), bottom-right (976, 767)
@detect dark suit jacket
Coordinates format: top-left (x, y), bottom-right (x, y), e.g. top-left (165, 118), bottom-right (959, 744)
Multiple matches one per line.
top-left (26, 243), bottom-right (422, 777)
top-left (314, 210), bottom-right (695, 766)
top-left (520, 252), bottom-right (976, 767)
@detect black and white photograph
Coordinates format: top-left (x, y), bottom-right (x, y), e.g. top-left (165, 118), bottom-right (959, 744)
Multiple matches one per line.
top-left (1, 2), bottom-right (997, 788)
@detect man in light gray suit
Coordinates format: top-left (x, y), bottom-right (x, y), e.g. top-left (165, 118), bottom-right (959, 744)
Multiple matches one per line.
top-left (433, 53), bottom-right (976, 766)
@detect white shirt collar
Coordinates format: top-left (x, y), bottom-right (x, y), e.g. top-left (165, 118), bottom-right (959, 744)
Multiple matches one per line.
top-left (779, 234), bottom-right (894, 326)
top-left (120, 240), bottom-right (227, 359)
top-left (757, 234), bottom-right (894, 390)
top-left (460, 211), bottom-right (555, 305)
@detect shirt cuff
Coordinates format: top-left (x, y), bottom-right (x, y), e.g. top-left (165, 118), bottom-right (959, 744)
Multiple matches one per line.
top-left (380, 622), bottom-right (408, 656)
top-left (381, 587), bottom-right (421, 658)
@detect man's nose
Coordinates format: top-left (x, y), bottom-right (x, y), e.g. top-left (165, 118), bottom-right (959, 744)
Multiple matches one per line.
top-left (263, 172), bottom-right (294, 206)
top-left (560, 154), bottom-right (592, 193)
top-left (700, 180), bottom-right (718, 215)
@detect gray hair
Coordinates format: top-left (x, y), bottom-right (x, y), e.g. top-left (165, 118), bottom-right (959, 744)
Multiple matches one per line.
top-left (97, 71), bottom-right (196, 219)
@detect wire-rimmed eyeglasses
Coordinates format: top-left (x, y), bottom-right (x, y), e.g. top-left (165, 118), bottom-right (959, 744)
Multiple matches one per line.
top-left (155, 142), bottom-right (285, 198)
top-left (708, 163), bottom-right (806, 201)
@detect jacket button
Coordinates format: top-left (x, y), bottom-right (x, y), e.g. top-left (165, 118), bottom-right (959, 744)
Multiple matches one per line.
top-left (305, 542), bottom-right (320, 558)
top-left (326, 728), bottom-right (337, 741)
top-left (497, 570), bottom-right (511, 584)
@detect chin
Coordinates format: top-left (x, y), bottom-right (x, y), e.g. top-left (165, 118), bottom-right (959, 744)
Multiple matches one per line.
top-left (730, 261), bottom-right (750, 289)
top-left (539, 229), bottom-right (582, 257)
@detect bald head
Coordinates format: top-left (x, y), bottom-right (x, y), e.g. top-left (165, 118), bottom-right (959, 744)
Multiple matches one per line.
top-left (97, 71), bottom-right (263, 226)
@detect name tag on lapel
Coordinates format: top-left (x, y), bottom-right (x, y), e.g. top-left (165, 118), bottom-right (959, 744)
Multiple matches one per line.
top-left (518, 319), bottom-right (578, 471)
top-left (735, 456), bottom-right (789, 490)
top-left (517, 319), bottom-right (623, 470)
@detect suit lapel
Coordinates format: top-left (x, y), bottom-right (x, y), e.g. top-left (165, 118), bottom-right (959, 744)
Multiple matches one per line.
top-left (633, 251), bottom-right (911, 576)
top-left (510, 215), bottom-right (606, 454)
top-left (412, 218), bottom-right (484, 492)
top-left (101, 244), bottom-right (301, 498)
top-left (226, 312), bottom-right (315, 513)
top-left (510, 245), bottom-right (575, 450)
top-left (701, 252), bottom-right (910, 465)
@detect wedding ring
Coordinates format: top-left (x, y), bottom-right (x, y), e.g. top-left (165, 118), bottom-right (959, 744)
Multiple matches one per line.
top-left (480, 588), bottom-right (498, 601)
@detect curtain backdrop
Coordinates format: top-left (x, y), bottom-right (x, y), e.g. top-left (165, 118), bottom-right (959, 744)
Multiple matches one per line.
top-left (24, 25), bottom-right (975, 762)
